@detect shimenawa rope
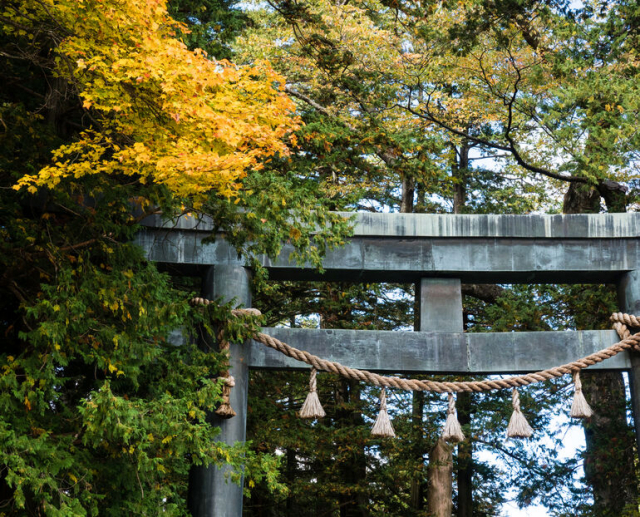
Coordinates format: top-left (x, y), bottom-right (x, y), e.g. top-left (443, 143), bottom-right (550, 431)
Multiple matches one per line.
top-left (194, 298), bottom-right (639, 437)
top-left (249, 312), bottom-right (639, 393)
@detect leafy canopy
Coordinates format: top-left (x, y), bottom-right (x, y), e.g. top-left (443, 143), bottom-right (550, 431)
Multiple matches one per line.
top-left (0, 0), bottom-right (321, 513)
top-left (8, 0), bottom-right (300, 204)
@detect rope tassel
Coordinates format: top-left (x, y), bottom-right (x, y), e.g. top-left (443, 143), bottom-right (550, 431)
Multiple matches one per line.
top-left (214, 326), bottom-right (236, 419)
top-left (570, 371), bottom-right (593, 419)
top-left (371, 387), bottom-right (395, 438)
top-left (507, 389), bottom-right (533, 438)
top-left (215, 376), bottom-right (236, 418)
top-left (442, 393), bottom-right (465, 443)
top-left (299, 368), bottom-right (326, 419)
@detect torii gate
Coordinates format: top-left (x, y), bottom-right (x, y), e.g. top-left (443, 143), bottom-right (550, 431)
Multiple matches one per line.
top-left (137, 212), bottom-right (640, 517)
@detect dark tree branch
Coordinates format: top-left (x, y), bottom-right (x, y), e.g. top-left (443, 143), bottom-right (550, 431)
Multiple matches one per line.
top-left (401, 56), bottom-right (588, 185)
top-left (461, 284), bottom-right (505, 304)
top-left (284, 85), bottom-right (357, 131)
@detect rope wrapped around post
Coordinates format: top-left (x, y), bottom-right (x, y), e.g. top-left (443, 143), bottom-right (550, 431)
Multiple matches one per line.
top-left (190, 297), bottom-right (261, 419)
top-left (213, 325), bottom-right (236, 418)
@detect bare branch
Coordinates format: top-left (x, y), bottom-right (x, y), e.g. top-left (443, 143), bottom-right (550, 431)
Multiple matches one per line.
top-left (402, 99), bottom-right (587, 184)
top-left (285, 85), bottom-right (361, 130)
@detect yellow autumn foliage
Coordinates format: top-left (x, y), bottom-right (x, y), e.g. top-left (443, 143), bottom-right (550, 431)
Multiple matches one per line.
top-left (8, 0), bottom-right (300, 203)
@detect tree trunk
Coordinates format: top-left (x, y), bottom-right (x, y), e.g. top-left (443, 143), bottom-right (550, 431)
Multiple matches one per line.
top-left (456, 392), bottom-right (473, 517)
top-left (427, 439), bottom-right (453, 517)
top-left (401, 173), bottom-right (416, 214)
top-left (563, 182), bottom-right (600, 214)
top-left (461, 284), bottom-right (504, 304)
top-left (597, 179), bottom-right (628, 213)
top-left (563, 182), bottom-right (637, 515)
top-left (416, 180), bottom-right (427, 214)
top-left (582, 371), bottom-right (638, 515)
top-left (336, 379), bottom-right (369, 517)
top-left (410, 391), bottom-right (426, 513)
top-left (452, 142), bottom-right (470, 214)
top-left (286, 392), bottom-right (297, 514)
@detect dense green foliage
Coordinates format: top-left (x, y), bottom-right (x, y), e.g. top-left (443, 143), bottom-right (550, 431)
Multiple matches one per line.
top-left (0, 0), bottom-right (345, 514)
top-left (168, 0), bottom-right (250, 58)
top-left (2, 0), bottom-right (640, 514)
top-left (0, 105), bottom-right (251, 515)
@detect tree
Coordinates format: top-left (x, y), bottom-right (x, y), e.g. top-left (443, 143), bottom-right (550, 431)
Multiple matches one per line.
top-left (167, 0), bottom-right (250, 58)
top-left (7, 0), bottom-right (299, 203)
top-left (236, 0), bottom-right (640, 513)
top-left (0, 0), bottom-right (347, 514)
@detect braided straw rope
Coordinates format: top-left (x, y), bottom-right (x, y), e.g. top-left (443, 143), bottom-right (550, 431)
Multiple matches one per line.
top-left (214, 324), bottom-right (236, 418)
top-left (190, 297), bottom-right (262, 318)
top-left (507, 388), bottom-right (533, 438)
top-left (247, 312), bottom-right (640, 393)
top-left (190, 298), bottom-right (261, 418)
top-left (192, 299), bottom-right (640, 393)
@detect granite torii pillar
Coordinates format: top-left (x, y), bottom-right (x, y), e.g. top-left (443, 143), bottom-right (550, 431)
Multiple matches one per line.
top-left (617, 270), bottom-right (640, 453)
top-left (418, 278), bottom-right (462, 517)
top-left (188, 265), bottom-right (252, 517)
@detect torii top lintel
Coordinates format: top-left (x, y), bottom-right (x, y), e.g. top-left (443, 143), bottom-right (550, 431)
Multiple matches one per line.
top-left (137, 212), bottom-right (640, 284)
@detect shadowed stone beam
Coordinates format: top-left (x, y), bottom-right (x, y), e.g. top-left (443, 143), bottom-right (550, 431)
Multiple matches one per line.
top-left (137, 213), bottom-right (640, 284)
top-left (249, 328), bottom-right (629, 374)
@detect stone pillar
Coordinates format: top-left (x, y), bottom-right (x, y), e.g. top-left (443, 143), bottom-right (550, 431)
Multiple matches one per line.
top-left (188, 265), bottom-right (252, 517)
top-left (616, 270), bottom-right (640, 454)
top-left (418, 278), bottom-right (463, 333)
top-left (419, 278), bottom-right (462, 517)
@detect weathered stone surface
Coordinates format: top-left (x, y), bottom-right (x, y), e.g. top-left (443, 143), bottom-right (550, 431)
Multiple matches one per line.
top-left (617, 271), bottom-right (640, 453)
top-left (141, 212), bottom-right (640, 238)
top-left (136, 213), bottom-right (640, 283)
top-left (418, 278), bottom-right (463, 333)
top-left (188, 266), bottom-right (251, 517)
top-left (249, 328), bottom-right (628, 373)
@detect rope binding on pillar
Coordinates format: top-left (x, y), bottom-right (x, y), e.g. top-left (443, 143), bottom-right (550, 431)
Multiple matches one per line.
top-left (190, 297), bottom-right (261, 419)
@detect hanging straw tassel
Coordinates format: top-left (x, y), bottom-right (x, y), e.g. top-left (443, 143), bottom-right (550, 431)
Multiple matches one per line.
top-left (299, 367), bottom-right (326, 419)
top-left (570, 371), bottom-right (593, 418)
top-left (214, 327), bottom-right (237, 419)
top-left (371, 387), bottom-right (396, 438)
top-left (215, 376), bottom-right (237, 418)
top-left (507, 388), bottom-right (533, 438)
top-left (441, 393), bottom-right (465, 443)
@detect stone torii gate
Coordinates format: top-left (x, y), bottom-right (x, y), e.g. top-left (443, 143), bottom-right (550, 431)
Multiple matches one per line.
top-left (137, 212), bottom-right (640, 517)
